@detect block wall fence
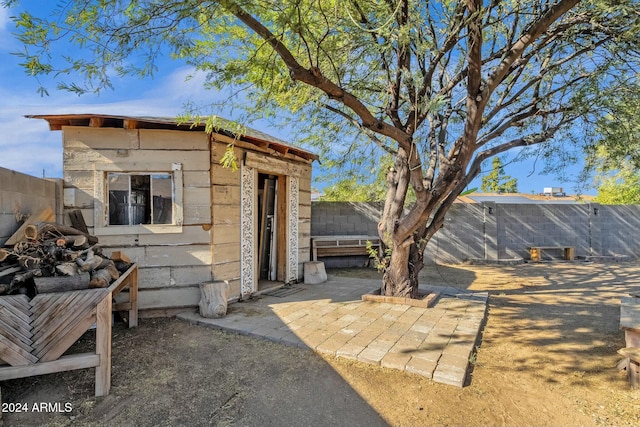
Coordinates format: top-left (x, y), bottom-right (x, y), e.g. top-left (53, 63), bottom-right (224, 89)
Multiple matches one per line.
top-left (0, 167), bottom-right (62, 246)
top-left (311, 201), bottom-right (640, 265)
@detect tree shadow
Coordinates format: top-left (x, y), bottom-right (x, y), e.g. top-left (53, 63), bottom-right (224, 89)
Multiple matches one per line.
top-left (1, 317), bottom-right (390, 426)
top-left (460, 262), bottom-right (640, 388)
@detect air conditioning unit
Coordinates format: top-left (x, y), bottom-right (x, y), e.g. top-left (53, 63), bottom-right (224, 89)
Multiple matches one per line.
top-left (543, 187), bottom-right (565, 196)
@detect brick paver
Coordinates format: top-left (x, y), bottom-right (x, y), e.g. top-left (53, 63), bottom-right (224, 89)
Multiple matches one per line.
top-left (178, 274), bottom-right (487, 387)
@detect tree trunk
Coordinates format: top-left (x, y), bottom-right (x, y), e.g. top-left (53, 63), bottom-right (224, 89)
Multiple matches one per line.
top-left (382, 241), bottom-right (420, 298)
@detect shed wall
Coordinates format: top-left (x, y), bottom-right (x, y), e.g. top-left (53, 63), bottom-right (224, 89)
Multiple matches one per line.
top-left (62, 127), bottom-right (312, 313)
top-left (210, 140), bottom-right (312, 295)
top-left (62, 127), bottom-right (211, 312)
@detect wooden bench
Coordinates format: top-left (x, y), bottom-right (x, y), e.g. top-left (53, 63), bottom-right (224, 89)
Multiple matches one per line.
top-left (620, 296), bottom-right (640, 388)
top-left (529, 246), bottom-right (575, 262)
top-left (311, 235), bottom-right (380, 261)
top-left (618, 347), bottom-right (640, 388)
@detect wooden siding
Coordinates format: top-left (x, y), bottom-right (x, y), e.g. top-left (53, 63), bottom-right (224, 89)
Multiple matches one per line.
top-left (210, 143), bottom-right (241, 284)
top-left (297, 165), bottom-right (313, 278)
top-left (62, 127), bottom-right (313, 312)
top-left (62, 127), bottom-right (212, 311)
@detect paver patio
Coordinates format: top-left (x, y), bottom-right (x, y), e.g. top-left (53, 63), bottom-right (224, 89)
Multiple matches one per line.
top-left (178, 275), bottom-right (488, 387)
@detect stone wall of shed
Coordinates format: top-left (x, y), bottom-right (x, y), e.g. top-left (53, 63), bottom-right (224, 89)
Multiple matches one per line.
top-left (209, 142), bottom-right (242, 297)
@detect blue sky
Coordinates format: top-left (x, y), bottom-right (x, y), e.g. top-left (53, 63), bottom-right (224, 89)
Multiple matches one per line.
top-left (0, 2), bottom-right (591, 195)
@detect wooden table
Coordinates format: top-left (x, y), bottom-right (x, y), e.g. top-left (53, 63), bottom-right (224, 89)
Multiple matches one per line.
top-left (0, 263), bottom-right (138, 397)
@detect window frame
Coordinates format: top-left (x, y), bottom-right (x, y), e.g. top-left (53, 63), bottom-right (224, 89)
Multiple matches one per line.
top-left (93, 162), bottom-right (183, 236)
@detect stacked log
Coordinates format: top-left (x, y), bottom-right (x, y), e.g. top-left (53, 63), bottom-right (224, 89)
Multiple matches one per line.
top-left (0, 222), bottom-right (131, 298)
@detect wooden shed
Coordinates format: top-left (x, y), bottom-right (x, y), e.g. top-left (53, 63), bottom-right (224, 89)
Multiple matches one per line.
top-left (28, 114), bottom-right (317, 316)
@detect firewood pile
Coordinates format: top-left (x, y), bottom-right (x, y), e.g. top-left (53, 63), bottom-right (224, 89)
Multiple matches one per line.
top-left (0, 221), bottom-right (132, 298)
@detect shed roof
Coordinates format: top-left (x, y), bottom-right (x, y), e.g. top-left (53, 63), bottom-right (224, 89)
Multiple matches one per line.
top-left (27, 113), bottom-right (319, 162)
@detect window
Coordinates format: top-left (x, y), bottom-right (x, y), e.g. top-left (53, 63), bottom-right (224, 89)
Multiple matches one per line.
top-left (93, 162), bottom-right (183, 235)
top-left (107, 173), bottom-right (173, 225)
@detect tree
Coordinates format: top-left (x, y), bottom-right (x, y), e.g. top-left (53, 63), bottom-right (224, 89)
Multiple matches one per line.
top-left (583, 82), bottom-right (640, 203)
top-left (320, 156), bottom-right (392, 202)
top-left (594, 163), bottom-right (640, 204)
top-left (5, 0), bottom-right (640, 297)
top-left (590, 144), bottom-right (640, 205)
top-left (481, 157), bottom-right (518, 193)
top-left (584, 83), bottom-right (640, 172)
top-left (320, 155), bottom-right (418, 202)
top-left (320, 176), bottom-right (386, 202)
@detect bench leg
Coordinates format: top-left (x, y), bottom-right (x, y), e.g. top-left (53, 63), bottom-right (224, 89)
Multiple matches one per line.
top-left (564, 247), bottom-right (575, 261)
top-left (630, 359), bottom-right (640, 388)
top-left (530, 248), bottom-right (541, 262)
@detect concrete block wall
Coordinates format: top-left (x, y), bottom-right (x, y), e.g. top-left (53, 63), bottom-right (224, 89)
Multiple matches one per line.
top-left (600, 205), bottom-right (640, 256)
top-left (0, 167), bottom-right (62, 246)
top-left (496, 204), bottom-right (591, 259)
top-left (425, 203), bottom-right (485, 264)
top-left (311, 201), bottom-right (381, 236)
top-left (310, 201), bottom-right (381, 268)
top-left (312, 201), bottom-right (640, 264)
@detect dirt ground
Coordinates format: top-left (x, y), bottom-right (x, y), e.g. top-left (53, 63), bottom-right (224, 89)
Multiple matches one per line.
top-left (2, 261), bottom-right (640, 426)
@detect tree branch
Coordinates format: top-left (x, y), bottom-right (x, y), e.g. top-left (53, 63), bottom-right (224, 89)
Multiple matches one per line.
top-left (323, 104), bottom-right (397, 155)
top-left (467, 123), bottom-right (569, 183)
top-left (221, 0), bottom-right (412, 146)
top-left (483, 0), bottom-right (581, 99)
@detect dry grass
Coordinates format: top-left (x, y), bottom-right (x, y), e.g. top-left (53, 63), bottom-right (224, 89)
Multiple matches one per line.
top-left (3, 261), bottom-right (640, 426)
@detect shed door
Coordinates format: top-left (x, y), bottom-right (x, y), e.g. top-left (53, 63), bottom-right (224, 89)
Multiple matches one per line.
top-left (240, 164), bottom-right (298, 296)
top-left (258, 175), bottom-right (277, 280)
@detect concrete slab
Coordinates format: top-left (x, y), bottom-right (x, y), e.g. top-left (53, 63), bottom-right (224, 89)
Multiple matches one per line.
top-left (177, 275), bottom-right (487, 388)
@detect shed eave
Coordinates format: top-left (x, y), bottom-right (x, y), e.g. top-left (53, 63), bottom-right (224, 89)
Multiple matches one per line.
top-left (26, 113), bottom-right (319, 162)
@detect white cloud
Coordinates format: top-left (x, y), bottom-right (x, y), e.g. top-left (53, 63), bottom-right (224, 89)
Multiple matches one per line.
top-left (144, 67), bottom-right (255, 116)
top-left (0, 98), bottom-right (65, 178)
top-left (0, 6), bottom-right (9, 31)
top-left (0, 4), bottom-right (19, 51)
top-left (0, 74), bottom-right (204, 179)
top-left (0, 64), bottom-right (288, 180)
top-left (148, 67), bottom-right (209, 101)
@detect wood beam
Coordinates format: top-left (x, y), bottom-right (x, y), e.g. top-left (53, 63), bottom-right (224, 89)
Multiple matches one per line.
top-left (48, 120), bottom-right (67, 131)
top-left (211, 134), bottom-right (316, 163)
top-left (244, 152), bottom-right (305, 177)
top-left (270, 144), bottom-right (290, 155)
top-left (89, 117), bottom-right (105, 127)
top-left (123, 120), bottom-right (139, 129)
top-left (0, 353), bottom-right (100, 381)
